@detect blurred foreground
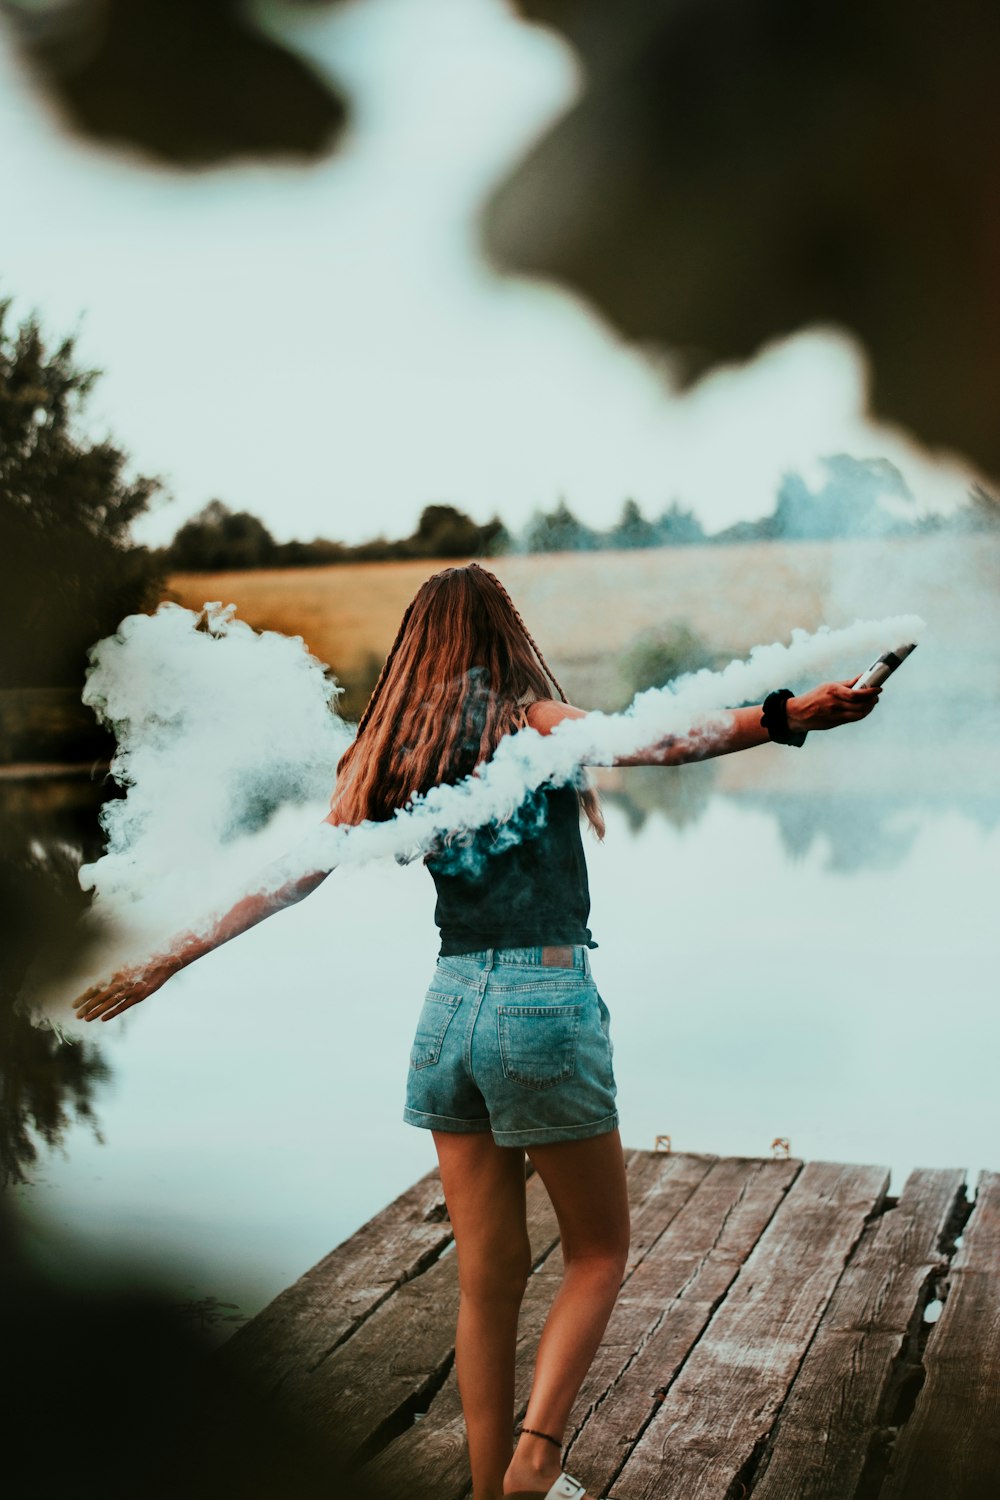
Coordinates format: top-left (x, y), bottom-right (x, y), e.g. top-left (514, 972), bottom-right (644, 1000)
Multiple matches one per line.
top-left (0, 1204), bottom-right (383, 1499)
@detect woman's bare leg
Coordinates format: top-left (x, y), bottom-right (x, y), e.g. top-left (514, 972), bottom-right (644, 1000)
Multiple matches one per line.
top-left (503, 1129), bottom-right (630, 1498)
top-left (433, 1131), bottom-right (533, 1500)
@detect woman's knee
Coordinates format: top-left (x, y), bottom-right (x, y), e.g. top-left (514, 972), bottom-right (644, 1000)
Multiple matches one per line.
top-left (562, 1233), bottom-right (629, 1288)
top-left (457, 1231), bottom-right (532, 1304)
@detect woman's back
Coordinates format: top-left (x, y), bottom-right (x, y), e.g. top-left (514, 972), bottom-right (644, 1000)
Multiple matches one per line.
top-left (425, 782), bottom-right (595, 956)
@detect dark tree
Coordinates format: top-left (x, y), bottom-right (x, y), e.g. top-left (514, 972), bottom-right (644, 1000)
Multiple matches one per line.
top-left (0, 302), bottom-right (164, 689)
top-left (773, 455), bottom-right (913, 540)
top-left (523, 500), bottom-right (598, 553)
top-left (609, 498), bottom-right (657, 550)
top-left (654, 501), bottom-right (705, 546)
top-left (274, 535), bottom-right (351, 567)
top-left (478, 514), bottom-right (510, 556)
top-left (407, 504), bottom-right (486, 559)
top-left (168, 499), bottom-right (278, 571)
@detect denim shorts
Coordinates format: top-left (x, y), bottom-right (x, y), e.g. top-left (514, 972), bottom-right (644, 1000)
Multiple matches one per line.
top-left (403, 946), bottom-right (619, 1147)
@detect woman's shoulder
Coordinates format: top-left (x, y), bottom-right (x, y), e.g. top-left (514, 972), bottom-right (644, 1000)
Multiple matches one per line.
top-left (525, 699), bottom-right (588, 735)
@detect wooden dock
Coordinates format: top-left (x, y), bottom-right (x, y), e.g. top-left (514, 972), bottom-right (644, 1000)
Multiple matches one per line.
top-left (223, 1152), bottom-right (1000, 1499)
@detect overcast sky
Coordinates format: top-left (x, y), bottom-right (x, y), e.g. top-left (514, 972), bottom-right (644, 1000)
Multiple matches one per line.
top-left (0, 0), bottom-right (975, 547)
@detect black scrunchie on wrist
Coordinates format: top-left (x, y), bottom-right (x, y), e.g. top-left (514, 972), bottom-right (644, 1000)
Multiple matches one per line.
top-left (761, 689), bottom-right (807, 747)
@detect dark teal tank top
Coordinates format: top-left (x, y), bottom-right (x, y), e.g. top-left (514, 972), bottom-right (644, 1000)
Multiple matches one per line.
top-left (425, 782), bottom-right (596, 956)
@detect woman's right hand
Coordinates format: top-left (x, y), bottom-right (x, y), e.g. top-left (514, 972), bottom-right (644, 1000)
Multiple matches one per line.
top-left (73, 954), bottom-right (180, 1023)
top-left (786, 677), bottom-right (881, 734)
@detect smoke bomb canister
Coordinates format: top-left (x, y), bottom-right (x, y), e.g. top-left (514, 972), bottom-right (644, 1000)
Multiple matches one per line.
top-left (852, 641), bottom-right (917, 691)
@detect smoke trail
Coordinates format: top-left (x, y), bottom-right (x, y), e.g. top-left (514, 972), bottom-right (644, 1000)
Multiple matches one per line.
top-left (280, 612), bottom-right (925, 879)
top-left (76, 602), bottom-right (922, 970)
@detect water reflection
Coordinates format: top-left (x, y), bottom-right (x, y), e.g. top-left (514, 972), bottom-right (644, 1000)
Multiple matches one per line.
top-left (600, 748), bottom-right (1000, 874)
top-left (10, 775), bottom-right (997, 1343)
top-left (740, 793), bottom-right (923, 873)
top-left (0, 782), bottom-right (112, 1186)
top-left (600, 760), bottom-right (718, 835)
top-left (9, 750), bottom-right (1000, 1201)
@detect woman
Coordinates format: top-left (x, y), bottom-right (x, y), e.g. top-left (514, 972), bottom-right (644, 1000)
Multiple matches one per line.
top-left (74, 563), bottom-right (879, 1500)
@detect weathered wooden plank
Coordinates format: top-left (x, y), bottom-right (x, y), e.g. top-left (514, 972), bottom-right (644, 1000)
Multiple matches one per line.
top-left (621, 1152), bottom-right (720, 1280)
top-left (219, 1167), bottom-right (454, 1393)
top-left (750, 1166), bottom-right (964, 1500)
top-left (365, 1151), bottom-right (714, 1500)
top-left (612, 1160), bottom-right (888, 1500)
top-left (564, 1156), bottom-right (801, 1496)
top-left (880, 1170), bottom-right (1000, 1500)
top-left (286, 1167), bottom-right (563, 1459)
top-left (224, 1151), bottom-right (999, 1500)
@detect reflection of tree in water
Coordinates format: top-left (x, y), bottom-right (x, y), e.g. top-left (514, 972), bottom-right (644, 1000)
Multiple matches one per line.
top-left (176, 1293), bottom-right (249, 1334)
top-left (601, 760), bottom-right (718, 835)
top-left (731, 792), bottom-right (1000, 875)
top-left (745, 795), bottom-right (921, 874)
top-left (0, 795), bottom-right (112, 1187)
top-left (0, 1003), bottom-right (110, 1190)
top-left (605, 776), bottom-right (1000, 875)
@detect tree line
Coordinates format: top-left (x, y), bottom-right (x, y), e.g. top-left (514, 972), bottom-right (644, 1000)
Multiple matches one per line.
top-left (163, 460), bottom-right (998, 574)
top-left (161, 495), bottom-right (709, 571)
top-left (2, 300), bottom-right (997, 691)
top-left (164, 499), bottom-right (507, 572)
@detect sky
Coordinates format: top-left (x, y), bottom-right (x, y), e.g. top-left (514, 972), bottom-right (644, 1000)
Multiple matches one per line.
top-left (0, 0), bottom-right (977, 547)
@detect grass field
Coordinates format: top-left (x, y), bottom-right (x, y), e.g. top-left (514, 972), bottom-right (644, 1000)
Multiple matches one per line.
top-left (168, 533), bottom-right (998, 715)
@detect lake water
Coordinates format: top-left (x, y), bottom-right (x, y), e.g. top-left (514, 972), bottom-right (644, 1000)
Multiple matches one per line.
top-left (14, 720), bottom-right (1000, 1333)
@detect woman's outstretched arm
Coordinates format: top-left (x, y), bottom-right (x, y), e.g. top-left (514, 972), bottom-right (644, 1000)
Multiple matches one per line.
top-left (527, 679), bottom-right (881, 765)
top-left (73, 827), bottom-right (338, 1024)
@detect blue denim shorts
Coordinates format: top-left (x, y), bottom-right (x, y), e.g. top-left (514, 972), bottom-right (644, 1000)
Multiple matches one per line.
top-left (403, 946), bottom-right (618, 1147)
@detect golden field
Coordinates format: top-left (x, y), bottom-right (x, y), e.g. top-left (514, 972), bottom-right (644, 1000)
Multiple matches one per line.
top-left (167, 533), bottom-right (998, 714)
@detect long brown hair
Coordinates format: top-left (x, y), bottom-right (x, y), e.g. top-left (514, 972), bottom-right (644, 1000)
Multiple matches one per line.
top-left (329, 563), bottom-right (603, 836)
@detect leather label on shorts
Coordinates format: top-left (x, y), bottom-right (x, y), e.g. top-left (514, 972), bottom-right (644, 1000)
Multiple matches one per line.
top-left (541, 946), bottom-right (574, 968)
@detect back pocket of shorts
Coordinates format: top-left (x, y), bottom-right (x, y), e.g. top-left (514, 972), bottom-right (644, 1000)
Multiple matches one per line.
top-left (497, 1005), bottom-right (582, 1090)
top-left (410, 993), bottom-right (461, 1070)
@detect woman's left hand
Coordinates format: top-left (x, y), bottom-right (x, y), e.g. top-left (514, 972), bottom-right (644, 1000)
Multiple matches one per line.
top-left (73, 956), bottom-right (180, 1023)
top-left (786, 677), bottom-right (881, 734)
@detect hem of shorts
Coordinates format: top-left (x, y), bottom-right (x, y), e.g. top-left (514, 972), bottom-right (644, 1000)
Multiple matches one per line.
top-left (492, 1111), bottom-right (620, 1147)
top-left (403, 1106), bottom-right (492, 1133)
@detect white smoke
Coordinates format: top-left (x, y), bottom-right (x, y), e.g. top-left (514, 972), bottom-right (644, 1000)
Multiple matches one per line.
top-left (282, 612), bottom-right (926, 870)
top-left (79, 602), bottom-right (352, 952)
top-left (76, 603), bottom-right (924, 975)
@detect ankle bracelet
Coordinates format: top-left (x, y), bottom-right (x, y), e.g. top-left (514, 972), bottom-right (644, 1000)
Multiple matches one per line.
top-left (516, 1426), bottom-right (563, 1452)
